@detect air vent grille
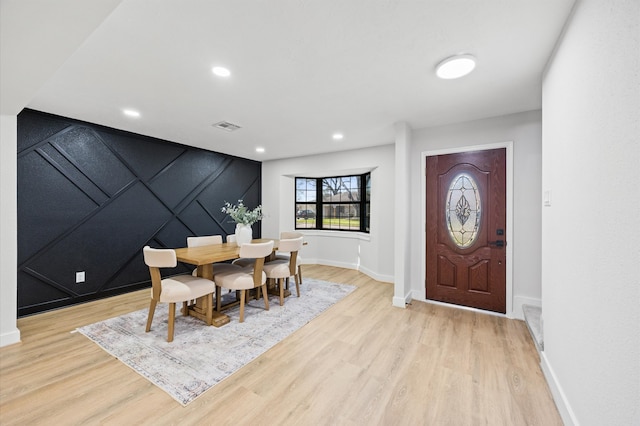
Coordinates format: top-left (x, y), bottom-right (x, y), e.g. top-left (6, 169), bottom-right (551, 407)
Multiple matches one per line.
top-left (213, 121), bottom-right (241, 132)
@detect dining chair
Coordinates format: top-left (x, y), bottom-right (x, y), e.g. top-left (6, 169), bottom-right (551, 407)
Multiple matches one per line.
top-left (263, 236), bottom-right (304, 306)
top-left (187, 234), bottom-right (223, 248)
top-left (186, 234), bottom-right (224, 309)
top-left (226, 234), bottom-right (237, 244)
top-left (272, 231), bottom-right (304, 285)
top-left (142, 246), bottom-right (216, 342)
top-left (212, 240), bottom-right (274, 323)
top-left (187, 235), bottom-right (224, 275)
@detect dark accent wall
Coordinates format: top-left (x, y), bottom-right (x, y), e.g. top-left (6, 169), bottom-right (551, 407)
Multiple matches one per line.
top-left (17, 109), bottom-right (261, 317)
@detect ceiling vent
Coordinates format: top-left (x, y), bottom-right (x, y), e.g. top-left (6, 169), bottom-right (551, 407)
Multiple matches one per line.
top-left (213, 121), bottom-right (241, 132)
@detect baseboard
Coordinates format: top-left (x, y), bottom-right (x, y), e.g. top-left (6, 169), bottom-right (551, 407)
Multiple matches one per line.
top-left (0, 328), bottom-right (21, 348)
top-left (307, 259), bottom-right (393, 284)
top-left (540, 351), bottom-right (579, 426)
top-left (357, 264), bottom-right (393, 283)
top-left (513, 295), bottom-right (541, 320)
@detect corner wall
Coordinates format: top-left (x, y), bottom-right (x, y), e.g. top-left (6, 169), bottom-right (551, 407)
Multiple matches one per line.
top-left (262, 144), bottom-right (395, 283)
top-left (541, 0), bottom-right (640, 424)
top-left (0, 115), bottom-right (20, 346)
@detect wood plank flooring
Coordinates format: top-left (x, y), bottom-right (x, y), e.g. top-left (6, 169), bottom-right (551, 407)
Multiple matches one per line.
top-left (0, 265), bottom-right (562, 425)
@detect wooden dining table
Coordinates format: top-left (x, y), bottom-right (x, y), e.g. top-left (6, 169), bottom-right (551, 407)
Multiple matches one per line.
top-left (174, 238), bottom-right (285, 327)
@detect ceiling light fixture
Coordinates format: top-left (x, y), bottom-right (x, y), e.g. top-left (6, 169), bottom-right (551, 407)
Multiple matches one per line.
top-left (212, 66), bottom-right (231, 77)
top-left (256, 147), bottom-right (265, 153)
top-left (332, 133), bottom-right (344, 140)
top-left (123, 109), bottom-right (140, 118)
top-left (435, 54), bottom-right (476, 79)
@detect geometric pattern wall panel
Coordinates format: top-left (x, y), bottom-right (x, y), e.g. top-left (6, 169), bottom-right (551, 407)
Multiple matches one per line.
top-left (17, 109), bottom-right (261, 316)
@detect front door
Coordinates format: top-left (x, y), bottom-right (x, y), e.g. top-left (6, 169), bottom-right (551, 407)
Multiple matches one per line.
top-left (425, 148), bottom-right (506, 313)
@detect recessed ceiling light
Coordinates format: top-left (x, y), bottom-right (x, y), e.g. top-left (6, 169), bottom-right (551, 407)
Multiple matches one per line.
top-left (255, 147), bottom-right (265, 153)
top-left (332, 133), bottom-right (344, 140)
top-left (123, 109), bottom-right (140, 118)
top-left (212, 66), bottom-right (231, 77)
top-left (435, 54), bottom-right (476, 79)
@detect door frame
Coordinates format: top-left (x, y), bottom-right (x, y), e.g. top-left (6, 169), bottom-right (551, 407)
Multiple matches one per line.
top-left (420, 141), bottom-right (514, 317)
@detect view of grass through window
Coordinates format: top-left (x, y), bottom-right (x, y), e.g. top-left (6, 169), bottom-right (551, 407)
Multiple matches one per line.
top-left (295, 173), bottom-right (370, 232)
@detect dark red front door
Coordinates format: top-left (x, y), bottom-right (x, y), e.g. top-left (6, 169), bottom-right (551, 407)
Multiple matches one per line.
top-left (425, 148), bottom-right (506, 313)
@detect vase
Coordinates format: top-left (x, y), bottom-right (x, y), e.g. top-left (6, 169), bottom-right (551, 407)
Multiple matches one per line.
top-left (234, 223), bottom-right (253, 246)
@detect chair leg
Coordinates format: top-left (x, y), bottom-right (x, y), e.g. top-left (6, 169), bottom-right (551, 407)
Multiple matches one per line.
top-left (167, 303), bottom-right (176, 342)
top-left (261, 284), bottom-right (269, 310)
top-left (182, 301), bottom-right (188, 316)
top-left (145, 299), bottom-right (157, 332)
top-left (216, 286), bottom-right (221, 312)
top-left (239, 290), bottom-right (246, 323)
top-left (279, 278), bottom-right (284, 306)
top-left (298, 265), bottom-right (302, 284)
top-left (294, 275), bottom-right (300, 297)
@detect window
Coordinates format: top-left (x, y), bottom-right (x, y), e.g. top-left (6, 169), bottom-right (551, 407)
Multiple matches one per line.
top-left (295, 173), bottom-right (370, 232)
top-left (446, 173), bottom-right (481, 248)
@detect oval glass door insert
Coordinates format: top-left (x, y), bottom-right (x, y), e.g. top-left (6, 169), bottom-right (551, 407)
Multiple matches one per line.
top-left (446, 173), bottom-right (481, 248)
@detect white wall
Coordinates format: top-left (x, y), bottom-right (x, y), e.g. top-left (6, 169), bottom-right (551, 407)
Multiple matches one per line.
top-left (541, 1), bottom-right (640, 425)
top-left (263, 111), bottom-right (543, 319)
top-left (262, 144), bottom-right (395, 283)
top-left (0, 0), bottom-right (122, 349)
top-left (408, 110), bottom-right (543, 319)
top-left (0, 115), bottom-right (20, 346)
top-left (393, 122), bottom-right (412, 307)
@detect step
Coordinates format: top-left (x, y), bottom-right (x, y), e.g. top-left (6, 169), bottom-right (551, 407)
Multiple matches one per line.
top-left (523, 304), bottom-right (544, 353)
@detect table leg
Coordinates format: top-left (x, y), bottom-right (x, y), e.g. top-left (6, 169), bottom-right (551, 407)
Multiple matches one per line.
top-left (189, 263), bottom-right (230, 327)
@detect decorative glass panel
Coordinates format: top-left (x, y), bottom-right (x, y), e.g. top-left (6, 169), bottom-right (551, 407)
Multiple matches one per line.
top-left (446, 174), bottom-right (481, 248)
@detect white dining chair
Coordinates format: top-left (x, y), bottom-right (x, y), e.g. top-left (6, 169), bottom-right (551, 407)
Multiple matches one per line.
top-left (143, 246), bottom-right (216, 342)
top-left (186, 235), bottom-right (224, 307)
top-left (272, 231), bottom-right (304, 285)
top-left (213, 241), bottom-right (274, 322)
top-left (187, 235), bottom-right (223, 248)
top-left (263, 236), bottom-right (304, 306)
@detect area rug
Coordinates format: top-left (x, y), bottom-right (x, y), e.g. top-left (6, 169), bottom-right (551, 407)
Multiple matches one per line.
top-left (77, 278), bottom-right (355, 406)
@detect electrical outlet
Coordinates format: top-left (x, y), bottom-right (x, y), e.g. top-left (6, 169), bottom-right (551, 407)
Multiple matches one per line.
top-left (76, 271), bottom-right (85, 283)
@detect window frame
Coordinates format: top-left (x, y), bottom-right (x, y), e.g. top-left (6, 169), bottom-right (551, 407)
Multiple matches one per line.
top-left (295, 173), bottom-right (370, 233)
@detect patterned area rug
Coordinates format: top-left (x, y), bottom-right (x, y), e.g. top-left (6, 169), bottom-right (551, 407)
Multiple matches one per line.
top-left (77, 278), bottom-right (355, 406)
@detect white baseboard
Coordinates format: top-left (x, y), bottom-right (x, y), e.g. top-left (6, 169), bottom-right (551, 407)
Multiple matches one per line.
top-left (392, 295), bottom-right (410, 308)
top-left (306, 258), bottom-right (393, 284)
top-left (357, 264), bottom-right (393, 283)
top-left (513, 296), bottom-right (541, 320)
top-left (540, 351), bottom-right (579, 426)
top-left (0, 328), bottom-right (21, 348)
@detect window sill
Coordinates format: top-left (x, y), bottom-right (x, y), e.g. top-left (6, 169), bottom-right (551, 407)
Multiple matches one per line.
top-left (297, 229), bottom-right (371, 242)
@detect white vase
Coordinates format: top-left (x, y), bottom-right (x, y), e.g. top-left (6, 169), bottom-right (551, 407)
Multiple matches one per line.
top-left (234, 223), bottom-right (253, 246)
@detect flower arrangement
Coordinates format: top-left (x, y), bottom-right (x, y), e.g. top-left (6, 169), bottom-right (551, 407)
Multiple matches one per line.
top-left (221, 200), bottom-right (263, 226)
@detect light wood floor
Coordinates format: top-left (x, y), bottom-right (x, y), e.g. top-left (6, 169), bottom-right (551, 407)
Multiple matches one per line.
top-left (0, 265), bottom-right (562, 425)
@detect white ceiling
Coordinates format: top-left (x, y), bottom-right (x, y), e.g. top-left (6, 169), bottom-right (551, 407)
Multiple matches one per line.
top-left (1, 0), bottom-right (575, 161)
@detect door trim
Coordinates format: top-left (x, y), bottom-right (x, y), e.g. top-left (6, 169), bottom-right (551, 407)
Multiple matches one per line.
top-left (420, 141), bottom-right (514, 317)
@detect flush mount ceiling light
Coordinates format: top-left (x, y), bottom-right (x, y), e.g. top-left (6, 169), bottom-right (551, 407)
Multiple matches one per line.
top-left (212, 66), bottom-right (231, 77)
top-left (332, 133), bottom-right (344, 140)
top-left (122, 109), bottom-right (140, 118)
top-left (435, 54), bottom-right (476, 79)
top-left (255, 147), bottom-right (265, 153)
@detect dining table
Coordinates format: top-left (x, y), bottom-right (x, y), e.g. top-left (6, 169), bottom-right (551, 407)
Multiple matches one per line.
top-left (174, 238), bottom-right (294, 327)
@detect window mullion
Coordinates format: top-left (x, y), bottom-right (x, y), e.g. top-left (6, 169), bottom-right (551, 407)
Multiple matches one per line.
top-left (316, 178), bottom-right (323, 230)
